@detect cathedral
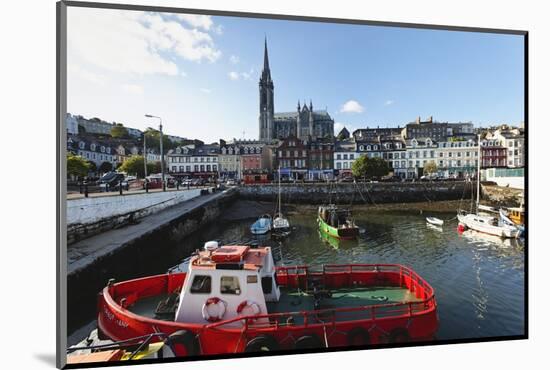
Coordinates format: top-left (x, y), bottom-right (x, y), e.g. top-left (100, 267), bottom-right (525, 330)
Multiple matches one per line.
top-left (258, 39), bottom-right (334, 142)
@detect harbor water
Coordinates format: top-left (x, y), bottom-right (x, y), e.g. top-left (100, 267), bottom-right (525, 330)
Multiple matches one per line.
top-left (69, 202), bottom-right (525, 344)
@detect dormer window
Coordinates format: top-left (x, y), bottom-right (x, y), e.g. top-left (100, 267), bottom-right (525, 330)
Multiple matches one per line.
top-left (79, 142), bottom-right (85, 149)
top-left (100, 146), bottom-right (105, 153)
top-left (222, 147), bottom-right (226, 154)
top-left (106, 148), bottom-right (111, 154)
top-left (367, 145), bottom-right (371, 151)
top-left (90, 144), bottom-right (96, 151)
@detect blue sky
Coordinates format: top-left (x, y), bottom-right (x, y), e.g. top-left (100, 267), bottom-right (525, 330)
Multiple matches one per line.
top-left (67, 8), bottom-right (524, 143)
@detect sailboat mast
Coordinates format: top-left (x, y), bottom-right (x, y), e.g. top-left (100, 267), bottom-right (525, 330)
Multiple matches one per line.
top-left (278, 166), bottom-right (281, 215)
top-left (476, 133), bottom-right (481, 211)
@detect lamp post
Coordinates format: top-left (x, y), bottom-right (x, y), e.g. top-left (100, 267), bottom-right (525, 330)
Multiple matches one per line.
top-left (143, 132), bottom-right (147, 179)
top-left (145, 114), bottom-right (166, 191)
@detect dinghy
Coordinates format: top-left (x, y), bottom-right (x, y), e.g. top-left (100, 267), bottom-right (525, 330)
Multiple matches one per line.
top-left (250, 214), bottom-right (272, 235)
top-left (426, 217), bottom-right (444, 226)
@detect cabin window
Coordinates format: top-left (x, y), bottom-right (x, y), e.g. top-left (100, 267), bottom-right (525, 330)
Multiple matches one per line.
top-left (220, 276), bottom-right (241, 295)
top-left (247, 275), bottom-right (258, 284)
top-left (190, 275), bottom-right (211, 294)
top-left (261, 276), bottom-right (273, 294)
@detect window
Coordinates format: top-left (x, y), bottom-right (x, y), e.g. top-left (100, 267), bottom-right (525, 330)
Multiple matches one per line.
top-left (336, 154), bottom-right (341, 160)
top-left (343, 154), bottom-right (348, 160)
top-left (350, 154), bottom-right (354, 160)
top-left (190, 275), bottom-right (211, 293)
top-left (336, 162), bottom-right (341, 169)
top-left (220, 276), bottom-right (241, 295)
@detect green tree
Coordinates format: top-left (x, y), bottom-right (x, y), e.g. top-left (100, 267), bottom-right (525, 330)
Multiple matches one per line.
top-left (67, 153), bottom-right (91, 178)
top-left (98, 161), bottom-right (113, 173)
top-left (143, 128), bottom-right (178, 151)
top-left (424, 161), bottom-right (438, 175)
top-left (351, 155), bottom-right (390, 179)
top-left (118, 155), bottom-right (160, 178)
top-left (111, 123), bottom-right (129, 138)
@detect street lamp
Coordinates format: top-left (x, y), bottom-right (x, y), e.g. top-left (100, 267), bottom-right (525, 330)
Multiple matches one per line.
top-left (145, 114), bottom-right (165, 191)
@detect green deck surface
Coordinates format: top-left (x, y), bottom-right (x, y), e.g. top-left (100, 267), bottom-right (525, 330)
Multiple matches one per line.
top-left (267, 287), bottom-right (422, 324)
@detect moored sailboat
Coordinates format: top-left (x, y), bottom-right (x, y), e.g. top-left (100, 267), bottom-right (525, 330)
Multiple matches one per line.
top-left (273, 167), bottom-right (291, 235)
top-left (457, 134), bottom-right (521, 239)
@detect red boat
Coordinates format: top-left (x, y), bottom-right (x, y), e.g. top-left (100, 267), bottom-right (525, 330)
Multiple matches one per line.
top-left (97, 242), bottom-right (438, 356)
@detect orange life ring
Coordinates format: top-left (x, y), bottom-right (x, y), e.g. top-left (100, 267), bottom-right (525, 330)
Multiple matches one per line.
top-left (236, 300), bottom-right (261, 317)
top-left (202, 297), bottom-right (226, 322)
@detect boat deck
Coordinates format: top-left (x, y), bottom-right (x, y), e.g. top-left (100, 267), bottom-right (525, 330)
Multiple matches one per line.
top-left (128, 286), bottom-right (422, 325)
top-left (267, 286), bottom-right (422, 324)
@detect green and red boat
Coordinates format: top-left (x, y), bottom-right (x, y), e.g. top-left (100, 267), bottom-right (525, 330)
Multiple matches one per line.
top-left (318, 205), bottom-right (360, 240)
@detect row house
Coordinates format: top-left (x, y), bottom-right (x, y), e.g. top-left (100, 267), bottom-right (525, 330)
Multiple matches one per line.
top-left (401, 138), bottom-right (439, 179)
top-left (352, 126), bottom-right (404, 141)
top-left (486, 128), bottom-right (524, 168)
top-left (276, 136), bottom-right (308, 180)
top-left (435, 139), bottom-right (478, 178)
top-left (67, 135), bottom-right (117, 169)
top-left (404, 116), bottom-right (474, 142)
top-left (380, 138), bottom-right (407, 177)
top-left (334, 140), bottom-right (357, 176)
top-left (480, 139), bottom-right (507, 168)
top-left (167, 144), bottom-right (219, 179)
top-left (115, 144), bottom-right (140, 164)
top-left (307, 138), bottom-right (334, 180)
top-left (219, 140), bottom-right (242, 179)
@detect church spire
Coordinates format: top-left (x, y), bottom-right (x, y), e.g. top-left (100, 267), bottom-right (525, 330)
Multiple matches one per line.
top-left (260, 36), bottom-right (272, 83)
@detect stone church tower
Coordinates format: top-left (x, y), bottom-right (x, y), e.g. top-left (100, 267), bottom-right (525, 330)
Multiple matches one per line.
top-left (258, 38), bottom-right (274, 141)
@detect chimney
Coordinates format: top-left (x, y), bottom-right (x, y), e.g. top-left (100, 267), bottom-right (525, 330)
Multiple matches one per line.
top-left (416, 116), bottom-right (421, 124)
top-left (428, 116), bottom-right (433, 123)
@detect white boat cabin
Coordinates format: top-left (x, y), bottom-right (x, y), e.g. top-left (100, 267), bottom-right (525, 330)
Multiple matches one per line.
top-left (174, 242), bottom-right (280, 326)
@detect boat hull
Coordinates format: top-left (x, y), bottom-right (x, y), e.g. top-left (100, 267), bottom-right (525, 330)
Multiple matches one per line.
top-left (457, 213), bottom-right (520, 238)
top-left (98, 265), bottom-right (438, 356)
top-left (318, 217), bottom-right (359, 240)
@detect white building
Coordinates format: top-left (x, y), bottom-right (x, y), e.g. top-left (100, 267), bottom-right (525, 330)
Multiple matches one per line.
top-left (67, 136), bottom-right (117, 169)
top-left (167, 144), bottom-right (219, 176)
top-left (403, 138), bottom-right (438, 179)
top-left (334, 141), bottom-right (357, 174)
top-left (66, 113), bottom-right (79, 135)
top-left (435, 139), bottom-right (478, 178)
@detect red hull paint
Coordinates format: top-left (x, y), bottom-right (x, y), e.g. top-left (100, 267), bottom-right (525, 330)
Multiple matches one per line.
top-left (98, 264), bottom-right (438, 356)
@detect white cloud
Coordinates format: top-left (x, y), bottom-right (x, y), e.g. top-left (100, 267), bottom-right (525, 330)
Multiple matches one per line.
top-left (340, 100), bottom-right (364, 113)
top-left (228, 68), bottom-right (254, 81)
top-left (176, 14), bottom-right (213, 30)
top-left (68, 63), bottom-right (107, 86)
top-left (68, 8), bottom-right (222, 78)
top-left (385, 100), bottom-right (394, 106)
top-left (200, 88), bottom-right (211, 93)
top-left (214, 25), bottom-right (224, 35)
top-left (230, 55), bottom-right (239, 64)
top-left (121, 83), bottom-right (144, 94)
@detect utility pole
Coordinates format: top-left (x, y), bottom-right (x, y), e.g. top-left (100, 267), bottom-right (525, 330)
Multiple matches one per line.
top-left (143, 132), bottom-right (147, 179)
top-left (145, 114), bottom-right (165, 191)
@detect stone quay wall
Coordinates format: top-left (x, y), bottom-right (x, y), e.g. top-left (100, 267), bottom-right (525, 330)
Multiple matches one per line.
top-left (67, 189), bottom-right (201, 244)
top-left (237, 181), bottom-right (475, 204)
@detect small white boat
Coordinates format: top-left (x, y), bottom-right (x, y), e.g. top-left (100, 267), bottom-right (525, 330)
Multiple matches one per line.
top-left (272, 166), bottom-right (291, 236)
top-left (426, 217), bottom-right (444, 226)
top-left (250, 214), bottom-right (272, 235)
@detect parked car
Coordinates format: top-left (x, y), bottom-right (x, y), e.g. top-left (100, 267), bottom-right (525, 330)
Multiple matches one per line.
top-left (226, 179), bottom-right (237, 186)
top-left (97, 172), bottom-right (128, 191)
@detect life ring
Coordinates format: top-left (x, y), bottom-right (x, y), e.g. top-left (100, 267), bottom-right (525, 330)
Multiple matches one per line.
top-left (237, 300), bottom-right (261, 317)
top-left (202, 297), bottom-right (227, 322)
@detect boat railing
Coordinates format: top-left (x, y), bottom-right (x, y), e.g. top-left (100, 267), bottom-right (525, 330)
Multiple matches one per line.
top-left (205, 296), bottom-right (435, 332)
top-left (205, 264), bottom-right (435, 332)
